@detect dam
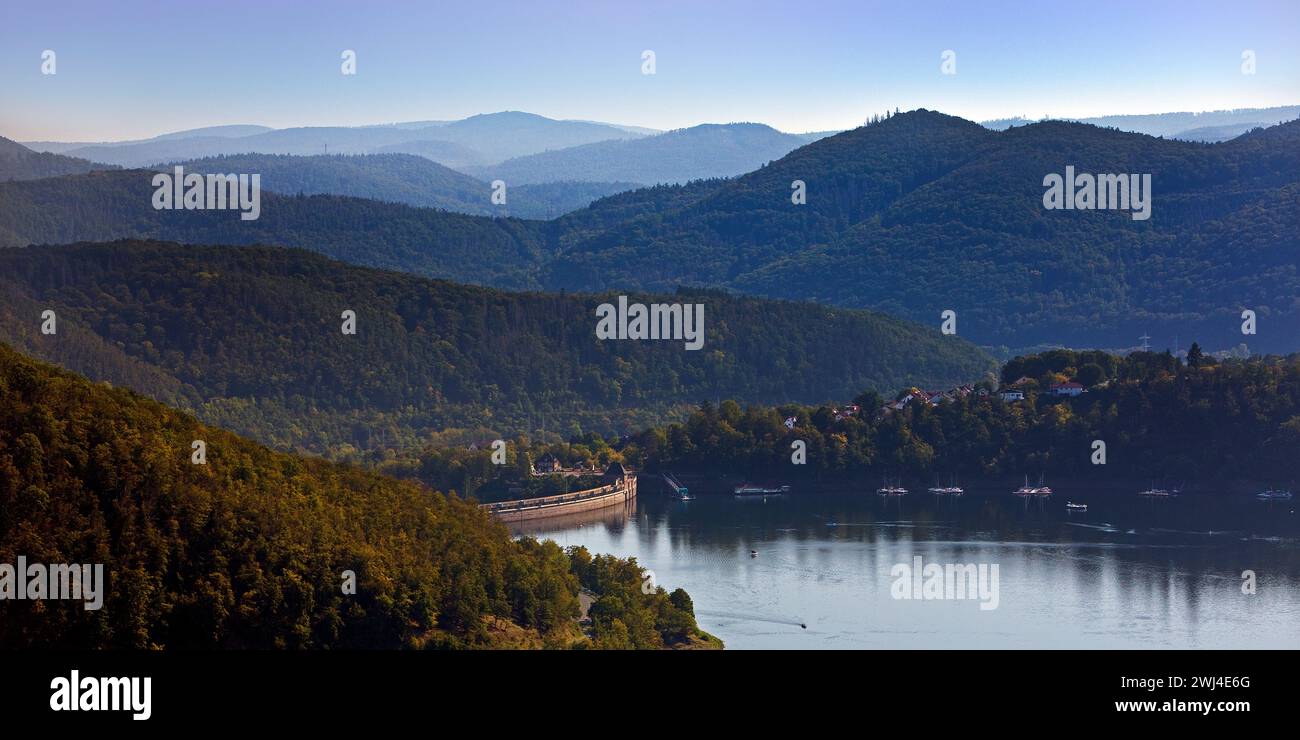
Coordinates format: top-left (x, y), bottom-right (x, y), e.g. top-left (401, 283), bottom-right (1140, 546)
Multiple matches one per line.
top-left (481, 466), bottom-right (637, 524)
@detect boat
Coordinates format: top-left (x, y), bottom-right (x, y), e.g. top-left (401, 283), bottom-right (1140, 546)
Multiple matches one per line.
top-left (1256, 489), bottom-right (1294, 501)
top-left (1065, 502), bottom-right (1088, 512)
top-left (927, 475), bottom-right (964, 496)
top-left (1014, 474), bottom-right (1052, 497)
top-left (877, 477), bottom-right (908, 496)
top-left (1137, 481), bottom-right (1180, 498)
top-left (733, 483), bottom-right (790, 497)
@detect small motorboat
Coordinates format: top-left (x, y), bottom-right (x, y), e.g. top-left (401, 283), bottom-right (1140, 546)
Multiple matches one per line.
top-left (1138, 480), bottom-right (1181, 497)
top-left (1065, 502), bottom-right (1088, 512)
top-left (1256, 489), bottom-right (1294, 501)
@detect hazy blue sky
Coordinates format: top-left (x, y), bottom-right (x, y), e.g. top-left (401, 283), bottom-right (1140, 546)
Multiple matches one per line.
top-left (2, 0), bottom-right (1296, 140)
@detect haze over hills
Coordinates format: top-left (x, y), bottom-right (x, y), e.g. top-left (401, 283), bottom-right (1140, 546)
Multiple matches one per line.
top-left (22, 112), bottom-right (647, 168)
top-left (367, 139), bottom-right (488, 169)
top-left (160, 153), bottom-right (638, 219)
top-left (20, 124), bottom-right (276, 153)
top-left (982, 105), bottom-right (1300, 142)
top-left (0, 137), bottom-right (636, 220)
top-left (465, 123), bottom-right (825, 186)
top-left (0, 241), bottom-right (994, 455)
top-left (4, 110), bottom-right (1298, 353)
top-left (0, 136), bottom-right (115, 180)
top-left (19, 113), bottom-right (829, 186)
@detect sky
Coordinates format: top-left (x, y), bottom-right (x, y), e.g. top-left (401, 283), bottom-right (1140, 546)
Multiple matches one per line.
top-left (1, 0), bottom-right (1297, 141)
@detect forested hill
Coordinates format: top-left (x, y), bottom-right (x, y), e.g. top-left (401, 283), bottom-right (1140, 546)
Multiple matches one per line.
top-left (0, 169), bottom-right (549, 290)
top-left (5, 111), bottom-right (1297, 352)
top-left (624, 348), bottom-right (1300, 486)
top-left (0, 342), bottom-right (714, 649)
top-left (543, 110), bottom-right (1300, 352)
top-left (0, 136), bottom-right (114, 181)
top-left (0, 241), bottom-right (994, 457)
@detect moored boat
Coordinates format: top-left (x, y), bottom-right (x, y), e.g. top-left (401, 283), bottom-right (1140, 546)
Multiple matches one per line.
top-left (1014, 475), bottom-right (1051, 497)
top-left (928, 475), bottom-right (964, 496)
top-left (877, 477), bottom-right (908, 496)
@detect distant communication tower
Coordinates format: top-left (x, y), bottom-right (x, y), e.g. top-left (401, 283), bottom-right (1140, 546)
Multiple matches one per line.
top-left (1139, 333), bottom-right (1151, 352)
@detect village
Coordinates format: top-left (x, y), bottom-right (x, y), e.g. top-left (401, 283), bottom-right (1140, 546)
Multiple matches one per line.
top-left (871, 377), bottom-right (1087, 418)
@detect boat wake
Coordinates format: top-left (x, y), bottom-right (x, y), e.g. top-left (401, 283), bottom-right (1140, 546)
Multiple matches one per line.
top-left (1064, 522), bottom-right (1122, 533)
top-left (696, 609), bottom-right (808, 629)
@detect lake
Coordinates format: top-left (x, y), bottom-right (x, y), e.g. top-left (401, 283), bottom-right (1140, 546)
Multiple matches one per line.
top-left (511, 482), bottom-right (1300, 649)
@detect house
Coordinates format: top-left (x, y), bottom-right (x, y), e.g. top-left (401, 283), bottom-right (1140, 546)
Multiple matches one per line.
top-left (1049, 382), bottom-right (1084, 397)
top-left (831, 403), bottom-right (863, 421)
top-left (999, 389), bottom-right (1025, 402)
top-left (534, 453), bottom-right (562, 473)
top-left (602, 461), bottom-right (629, 484)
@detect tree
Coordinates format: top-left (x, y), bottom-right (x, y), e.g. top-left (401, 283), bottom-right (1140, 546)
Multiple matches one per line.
top-left (1077, 363), bottom-right (1105, 387)
top-left (1187, 342), bottom-right (1203, 368)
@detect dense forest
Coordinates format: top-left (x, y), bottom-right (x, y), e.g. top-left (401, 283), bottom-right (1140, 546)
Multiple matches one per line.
top-left (0, 170), bottom-right (549, 289)
top-left (5, 111), bottom-right (1298, 352)
top-left (545, 111), bottom-right (1300, 352)
top-left (0, 241), bottom-right (993, 457)
top-left (408, 349), bottom-right (1300, 495)
top-left (626, 348), bottom-right (1300, 486)
top-left (0, 342), bottom-right (716, 649)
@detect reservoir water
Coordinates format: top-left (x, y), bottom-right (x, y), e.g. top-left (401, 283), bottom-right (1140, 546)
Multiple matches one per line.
top-left (511, 485), bottom-right (1300, 649)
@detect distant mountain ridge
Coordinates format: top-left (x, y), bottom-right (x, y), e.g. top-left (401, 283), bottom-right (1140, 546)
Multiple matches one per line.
top-left (20, 113), bottom-right (829, 185)
top-left (465, 123), bottom-right (824, 186)
top-left (6, 110), bottom-right (1299, 352)
top-left (0, 136), bottom-right (115, 180)
top-left (21, 124), bottom-right (275, 153)
top-left (159, 153), bottom-right (637, 219)
top-left (23, 112), bottom-right (647, 168)
top-left (982, 105), bottom-right (1300, 141)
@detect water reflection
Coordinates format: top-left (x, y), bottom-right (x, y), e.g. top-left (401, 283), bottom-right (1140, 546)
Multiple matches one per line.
top-left (516, 484), bottom-right (1300, 649)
